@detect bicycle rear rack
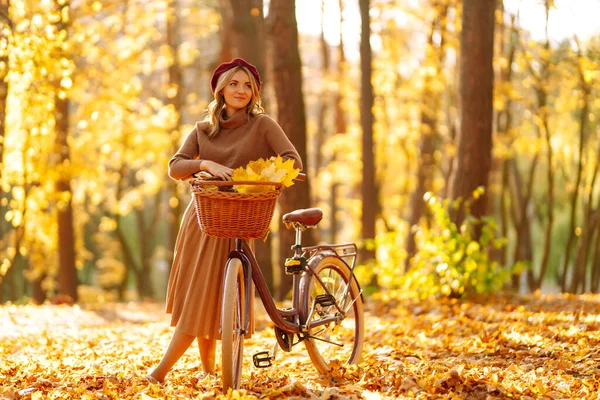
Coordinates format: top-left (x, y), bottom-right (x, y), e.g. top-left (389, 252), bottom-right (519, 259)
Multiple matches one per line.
top-left (302, 242), bottom-right (357, 265)
top-left (302, 242), bottom-right (362, 310)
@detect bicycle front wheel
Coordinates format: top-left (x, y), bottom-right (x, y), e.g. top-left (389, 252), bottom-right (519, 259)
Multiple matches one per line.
top-left (299, 255), bottom-right (364, 375)
top-left (221, 258), bottom-right (245, 390)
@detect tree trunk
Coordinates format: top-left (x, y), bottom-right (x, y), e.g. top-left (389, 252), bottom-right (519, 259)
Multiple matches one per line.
top-left (6, 253), bottom-right (23, 302)
top-left (504, 8), bottom-right (538, 288)
top-left (116, 220), bottom-right (137, 300)
top-left (166, 0), bottom-right (184, 267)
top-left (314, 0), bottom-right (329, 181)
top-left (572, 209), bottom-right (600, 293)
top-left (82, 197), bottom-right (103, 286)
top-left (329, 0), bottom-right (347, 244)
top-left (440, 109), bottom-right (457, 199)
top-left (269, 0), bottom-right (313, 300)
top-left (564, 40), bottom-right (591, 293)
top-left (0, 0), bottom-right (9, 304)
top-left (115, 146), bottom-right (138, 300)
top-left (335, 0), bottom-right (347, 137)
top-left (54, 1), bottom-right (77, 302)
top-left (31, 273), bottom-right (46, 304)
top-left (219, 0), bottom-right (234, 62)
top-left (0, 0), bottom-right (7, 181)
top-left (359, 0), bottom-right (379, 267)
top-left (8, 255), bottom-right (17, 301)
top-left (508, 154), bottom-right (537, 291)
top-left (405, 1), bottom-right (448, 268)
top-left (55, 119), bottom-right (78, 303)
top-left (135, 204), bottom-right (157, 299)
top-left (2, 261), bottom-right (17, 302)
top-left (448, 0), bottom-right (496, 229)
top-left (229, 0), bottom-right (265, 73)
top-left (591, 226), bottom-right (600, 293)
top-left (587, 133), bottom-right (600, 292)
top-left (495, 9), bottom-right (518, 270)
top-left (530, 1), bottom-right (553, 291)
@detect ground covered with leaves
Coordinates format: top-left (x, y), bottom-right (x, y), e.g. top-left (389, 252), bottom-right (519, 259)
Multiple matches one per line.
top-left (1, 292), bottom-right (599, 399)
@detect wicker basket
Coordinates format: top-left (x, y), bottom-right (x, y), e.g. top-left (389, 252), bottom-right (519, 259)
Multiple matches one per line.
top-left (190, 179), bottom-right (283, 239)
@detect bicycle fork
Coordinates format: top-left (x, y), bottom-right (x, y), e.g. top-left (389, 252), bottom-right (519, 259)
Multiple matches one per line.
top-left (220, 239), bottom-right (253, 338)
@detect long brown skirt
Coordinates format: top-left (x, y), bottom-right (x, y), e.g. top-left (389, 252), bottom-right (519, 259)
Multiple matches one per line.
top-left (166, 200), bottom-right (254, 339)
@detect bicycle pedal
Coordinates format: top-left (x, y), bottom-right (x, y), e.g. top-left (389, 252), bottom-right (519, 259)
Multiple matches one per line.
top-left (315, 293), bottom-right (336, 307)
top-left (252, 351), bottom-right (273, 368)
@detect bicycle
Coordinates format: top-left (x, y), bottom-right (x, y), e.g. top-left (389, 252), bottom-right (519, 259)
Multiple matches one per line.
top-left (190, 172), bottom-right (365, 391)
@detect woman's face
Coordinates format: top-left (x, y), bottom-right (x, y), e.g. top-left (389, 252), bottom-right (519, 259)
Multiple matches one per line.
top-left (221, 69), bottom-right (253, 116)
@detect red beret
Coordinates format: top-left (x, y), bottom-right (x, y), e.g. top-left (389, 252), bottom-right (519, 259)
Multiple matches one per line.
top-left (210, 58), bottom-right (262, 93)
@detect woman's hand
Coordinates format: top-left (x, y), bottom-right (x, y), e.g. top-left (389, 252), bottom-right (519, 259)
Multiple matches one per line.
top-left (201, 160), bottom-right (233, 180)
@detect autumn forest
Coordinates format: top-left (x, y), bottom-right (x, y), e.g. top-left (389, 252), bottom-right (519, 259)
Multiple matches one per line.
top-left (1, 0), bottom-right (600, 398)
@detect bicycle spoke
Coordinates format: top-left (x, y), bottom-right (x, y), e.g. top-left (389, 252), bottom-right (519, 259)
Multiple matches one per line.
top-left (343, 291), bottom-right (362, 314)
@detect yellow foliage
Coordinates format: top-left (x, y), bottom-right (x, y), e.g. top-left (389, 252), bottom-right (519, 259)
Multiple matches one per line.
top-left (231, 156), bottom-right (300, 194)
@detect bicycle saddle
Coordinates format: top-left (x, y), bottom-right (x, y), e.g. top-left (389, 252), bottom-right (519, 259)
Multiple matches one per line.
top-left (282, 208), bottom-right (323, 228)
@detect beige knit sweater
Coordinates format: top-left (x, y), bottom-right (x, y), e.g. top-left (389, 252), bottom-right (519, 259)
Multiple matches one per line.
top-left (168, 109), bottom-right (302, 179)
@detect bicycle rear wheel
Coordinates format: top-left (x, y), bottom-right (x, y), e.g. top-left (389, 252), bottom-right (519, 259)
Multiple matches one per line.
top-left (299, 255), bottom-right (364, 374)
top-left (221, 258), bottom-right (245, 390)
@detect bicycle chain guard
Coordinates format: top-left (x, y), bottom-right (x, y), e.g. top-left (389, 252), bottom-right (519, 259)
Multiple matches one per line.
top-left (274, 326), bottom-right (294, 352)
top-left (273, 312), bottom-right (296, 352)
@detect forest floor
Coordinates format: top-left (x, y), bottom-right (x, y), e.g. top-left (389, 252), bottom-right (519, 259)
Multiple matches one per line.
top-left (1, 291), bottom-right (599, 399)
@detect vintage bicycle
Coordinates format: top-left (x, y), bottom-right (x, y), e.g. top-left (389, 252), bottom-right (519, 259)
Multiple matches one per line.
top-left (190, 172), bottom-right (364, 390)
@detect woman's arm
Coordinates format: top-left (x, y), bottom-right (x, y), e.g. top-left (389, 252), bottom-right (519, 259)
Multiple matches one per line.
top-left (168, 126), bottom-right (203, 180)
top-left (262, 116), bottom-right (303, 170)
top-left (168, 124), bottom-right (233, 180)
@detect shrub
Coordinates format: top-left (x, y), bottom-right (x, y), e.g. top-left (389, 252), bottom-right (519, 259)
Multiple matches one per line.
top-left (401, 188), bottom-right (524, 299)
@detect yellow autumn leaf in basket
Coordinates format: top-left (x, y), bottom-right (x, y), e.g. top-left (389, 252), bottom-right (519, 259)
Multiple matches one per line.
top-left (272, 156), bottom-right (300, 187)
top-left (232, 156), bottom-right (300, 193)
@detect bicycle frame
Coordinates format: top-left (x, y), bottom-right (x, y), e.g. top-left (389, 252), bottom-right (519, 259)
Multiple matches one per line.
top-left (222, 238), bottom-right (361, 338)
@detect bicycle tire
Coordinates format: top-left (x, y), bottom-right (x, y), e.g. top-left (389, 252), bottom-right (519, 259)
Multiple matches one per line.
top-left (299, 255), bottom-right (364, 374)
top-left (221, 258), bottom-right (245, 390)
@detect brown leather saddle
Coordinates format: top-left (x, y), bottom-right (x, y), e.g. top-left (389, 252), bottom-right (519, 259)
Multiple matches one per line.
top-left (282, 208), bottom-right (323, 230)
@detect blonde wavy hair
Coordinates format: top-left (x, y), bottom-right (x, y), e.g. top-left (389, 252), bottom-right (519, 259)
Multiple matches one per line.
top-left (204, 66), bottom-right (264, 137)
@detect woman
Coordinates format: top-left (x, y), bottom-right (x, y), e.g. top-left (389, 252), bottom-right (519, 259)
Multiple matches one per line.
top-left (148, 58), bottom-right (302, 383)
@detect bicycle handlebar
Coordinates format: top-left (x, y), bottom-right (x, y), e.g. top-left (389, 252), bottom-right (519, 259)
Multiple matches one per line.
top-left (192, 171), bottom-right (307, 182)
top-left (295, 172), bottom-right (306, 182)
